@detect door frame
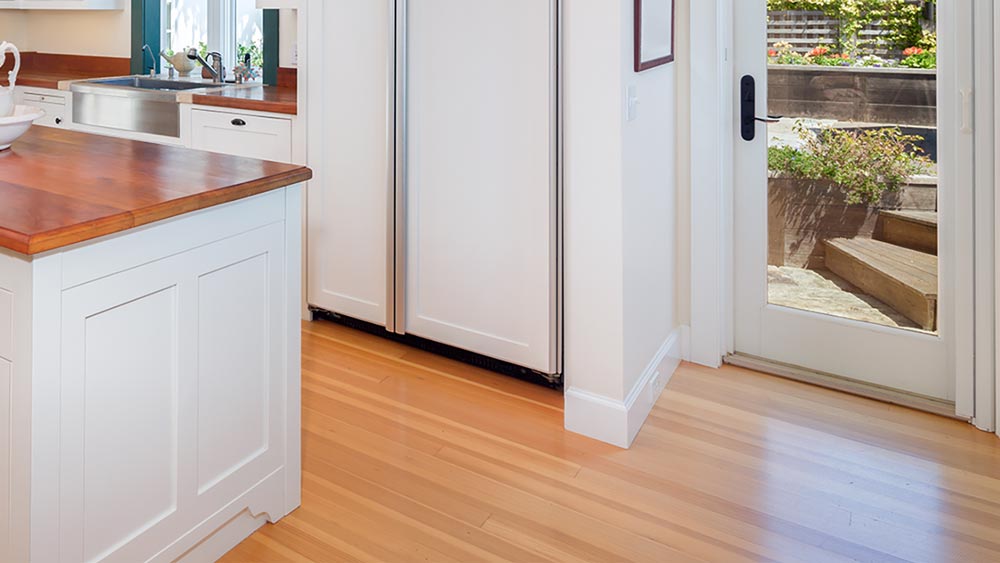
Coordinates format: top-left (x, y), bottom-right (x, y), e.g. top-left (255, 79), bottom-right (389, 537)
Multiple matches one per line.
top-left (687, 0), bottom-right (995, 430)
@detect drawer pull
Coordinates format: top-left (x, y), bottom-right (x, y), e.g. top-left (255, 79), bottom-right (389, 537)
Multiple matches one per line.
top-left (231, 118), bottom-right (247, 127)
top-left (55, 118), bottom-right (62, 125)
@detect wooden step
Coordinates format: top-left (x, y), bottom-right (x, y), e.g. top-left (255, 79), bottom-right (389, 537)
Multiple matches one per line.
top-left (824, 238), bottom-right (937, 331)
top-left (878, 210), bottom-right (937, 255)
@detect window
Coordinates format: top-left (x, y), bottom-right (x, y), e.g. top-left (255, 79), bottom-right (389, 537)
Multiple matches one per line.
top-left (160, 0), bottom-right (263, 71)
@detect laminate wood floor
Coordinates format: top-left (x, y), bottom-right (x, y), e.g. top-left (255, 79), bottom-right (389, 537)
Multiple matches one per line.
top-left (219, 319), bottom-right (1000, 563)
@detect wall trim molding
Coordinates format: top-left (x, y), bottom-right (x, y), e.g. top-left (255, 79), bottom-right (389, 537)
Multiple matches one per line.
top-left (687, 0), bottom-right (734, 368)
top-left (565, 327), bottom-right (684, 448)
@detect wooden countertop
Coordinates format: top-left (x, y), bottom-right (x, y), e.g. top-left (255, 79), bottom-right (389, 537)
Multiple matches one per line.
top-left (0, 127), bottom-right (312, 255)
top-left (3, 71), bottom-right (94, 90)
top-left (191, 87), bottom-right (298, 115)
top-left (1, 52), bottom-right (132, 90)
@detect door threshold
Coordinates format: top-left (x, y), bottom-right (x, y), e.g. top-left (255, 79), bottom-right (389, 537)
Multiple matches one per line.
top-left (725, 353), bottom-right (962, 420)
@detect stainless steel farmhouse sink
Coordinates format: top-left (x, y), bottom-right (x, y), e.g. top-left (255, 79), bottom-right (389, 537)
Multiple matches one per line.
top-left (86, 76), bottom-right (219, 92)
top-left (71, 76), bottom-right (234, 138)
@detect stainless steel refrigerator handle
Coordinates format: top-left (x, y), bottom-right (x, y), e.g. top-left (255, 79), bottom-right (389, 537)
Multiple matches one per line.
top-left (392, 0), bottom-right (409, 335)
top-left (552, 0), bottom-right (564, 375)
top-left (385, 0), bottom-right (397, 333)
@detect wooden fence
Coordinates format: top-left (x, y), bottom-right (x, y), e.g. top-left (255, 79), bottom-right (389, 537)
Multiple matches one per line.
top-left (768, 8), bottom-right (927, 58)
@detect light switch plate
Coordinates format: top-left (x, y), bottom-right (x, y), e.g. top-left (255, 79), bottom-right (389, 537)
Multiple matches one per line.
top-left (626, 85), bottom-right (639, 121)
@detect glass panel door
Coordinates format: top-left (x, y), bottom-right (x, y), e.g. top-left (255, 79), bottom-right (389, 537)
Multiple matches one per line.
top-left (733, 0), bottom-right (972, 402)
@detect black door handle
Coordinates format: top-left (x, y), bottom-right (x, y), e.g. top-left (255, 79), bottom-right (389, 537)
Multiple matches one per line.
top-left (740, 75), bottom-right (780, 140)
top-left (231, 118), bottom-right (247, 127)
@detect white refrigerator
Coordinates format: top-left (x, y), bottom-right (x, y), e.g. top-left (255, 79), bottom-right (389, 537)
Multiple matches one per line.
top-left (307, 0), bottom-right (561, 378)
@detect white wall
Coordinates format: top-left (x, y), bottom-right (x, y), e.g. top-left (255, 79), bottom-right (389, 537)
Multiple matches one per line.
top-left (564, 0), bottom-right (683, 448)
top-left (15, 7), bottom-right (132, 57)
top-left (0, 12), bottom-right (28, 49)
top-left (279, 8), bottom-right (296, 67)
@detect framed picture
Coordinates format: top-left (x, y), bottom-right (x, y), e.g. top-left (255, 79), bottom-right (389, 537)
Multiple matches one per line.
top-left (634, 0), bottom-right (675, 72)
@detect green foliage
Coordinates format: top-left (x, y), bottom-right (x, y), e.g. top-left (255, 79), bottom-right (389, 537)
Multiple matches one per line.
top-left (767, 0), bottom-right (934, 55)
top-left (768, 124), bottom-right (931, 205)
top-left (900, 50), bottom-right (936, 69)
top-left (238, 41), bottom-right (264, 69)
top-left (916, 29), bottom-right (937, 50)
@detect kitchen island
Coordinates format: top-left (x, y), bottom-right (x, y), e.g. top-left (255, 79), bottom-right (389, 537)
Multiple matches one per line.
top-left (0, 127), bottom-right (311, 562)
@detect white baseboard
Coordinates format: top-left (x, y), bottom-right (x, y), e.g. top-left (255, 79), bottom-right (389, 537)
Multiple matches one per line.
top-left (679, 324), bottom-right (691, 362)
top-left (565, 327), bottom-right (684, 448)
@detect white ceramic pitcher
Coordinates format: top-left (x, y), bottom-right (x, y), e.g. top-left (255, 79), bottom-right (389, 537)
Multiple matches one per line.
top-left (0, 42), bottom-right (20, 118)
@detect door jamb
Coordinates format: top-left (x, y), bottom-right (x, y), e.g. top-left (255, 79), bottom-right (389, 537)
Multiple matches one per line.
top-left (688, 0), bottom-right (734, 368)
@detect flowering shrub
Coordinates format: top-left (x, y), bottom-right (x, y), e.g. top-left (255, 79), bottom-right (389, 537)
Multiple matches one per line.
top-left (768, 42), bottom-right (934, 69)
top-left (900, 47), bottom-right (936, 69)
top-left (770, 41), bottom-right (810, 65)
top-left (768, 123), bottom-right (931, 205)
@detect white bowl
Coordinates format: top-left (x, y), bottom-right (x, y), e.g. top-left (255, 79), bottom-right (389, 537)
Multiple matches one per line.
top-left (0, 105), bottom-right (44, 150)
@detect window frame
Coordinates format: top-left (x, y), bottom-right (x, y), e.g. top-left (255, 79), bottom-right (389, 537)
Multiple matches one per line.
top-left (133, 0), bottom-right (278, 85)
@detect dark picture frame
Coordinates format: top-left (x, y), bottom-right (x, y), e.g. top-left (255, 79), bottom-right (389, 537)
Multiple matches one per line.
top-left (634, 0), bottom-right (675, 72)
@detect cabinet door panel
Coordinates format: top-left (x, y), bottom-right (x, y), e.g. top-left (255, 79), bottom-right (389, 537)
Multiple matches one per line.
top-left (196, 253), bottom-right (272, 495)
top-left (306, 0), bottom-right (391, 326)
top-left (57, 223), bottom-right (286, 563)
top-left (78, 288), bottom-right (179, 563)
top-left (403, 0), bottom-right (557, 372)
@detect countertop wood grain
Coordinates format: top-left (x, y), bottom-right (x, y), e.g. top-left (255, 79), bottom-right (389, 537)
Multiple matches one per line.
top-left (0, 127), bottom-right (311, 255)
top-left (191, 86), bottom-right (298, 115)
top-left (1, 52), bottom-right (131, 90)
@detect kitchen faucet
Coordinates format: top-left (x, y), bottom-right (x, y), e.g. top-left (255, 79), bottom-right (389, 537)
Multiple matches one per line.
top-left (142, 44), bottom-right (156, 77)
top-left (187, 48), bottom-right (226, 83)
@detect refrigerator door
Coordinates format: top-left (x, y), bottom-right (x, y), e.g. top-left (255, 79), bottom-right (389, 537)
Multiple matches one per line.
top-left (397, 0), bottom-right (559, 374)
top-left (307, 0), bottom-right (393, 327)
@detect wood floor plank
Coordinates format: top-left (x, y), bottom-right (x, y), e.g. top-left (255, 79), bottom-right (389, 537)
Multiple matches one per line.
top-left (219, 319), bottom-right (1000, 563)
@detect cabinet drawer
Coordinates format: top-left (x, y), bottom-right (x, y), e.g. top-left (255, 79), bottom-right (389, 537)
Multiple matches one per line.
top-left (19, 89), bottom-right (68, 128)
top-left (190, 109), bottom-right (292, 163)
top-left (22, 91), bottom-right (66, 106)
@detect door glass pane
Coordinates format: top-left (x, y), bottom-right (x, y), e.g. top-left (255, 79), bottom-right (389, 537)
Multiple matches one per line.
top-left (766, 3), bottom-right (938, 333)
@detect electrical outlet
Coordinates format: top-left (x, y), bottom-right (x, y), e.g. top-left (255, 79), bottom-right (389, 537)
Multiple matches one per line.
top-left (652, 370), bottom-right (666, 394)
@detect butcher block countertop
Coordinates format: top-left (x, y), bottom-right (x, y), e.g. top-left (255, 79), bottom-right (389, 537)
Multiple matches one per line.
top-left (0, 127), bottom-right (312, 255)
top-left (190, 86), bottom-right (298, 115)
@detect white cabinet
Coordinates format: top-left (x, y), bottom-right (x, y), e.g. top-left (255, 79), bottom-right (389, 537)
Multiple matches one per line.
top-left (0, 188), bottom-right (304, 562)
top-left (0, 0), bottom-right (123, 9)
top-left (190, 108), bottom-right (293, 162)
top-left (15, 87), bottom-right (69, 128)
top-left (55, 223), bottom-right (288, 563)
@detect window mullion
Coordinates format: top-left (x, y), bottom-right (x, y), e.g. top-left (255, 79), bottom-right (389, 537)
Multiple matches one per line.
top-left (207, 0), bottom-right (236, 77)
